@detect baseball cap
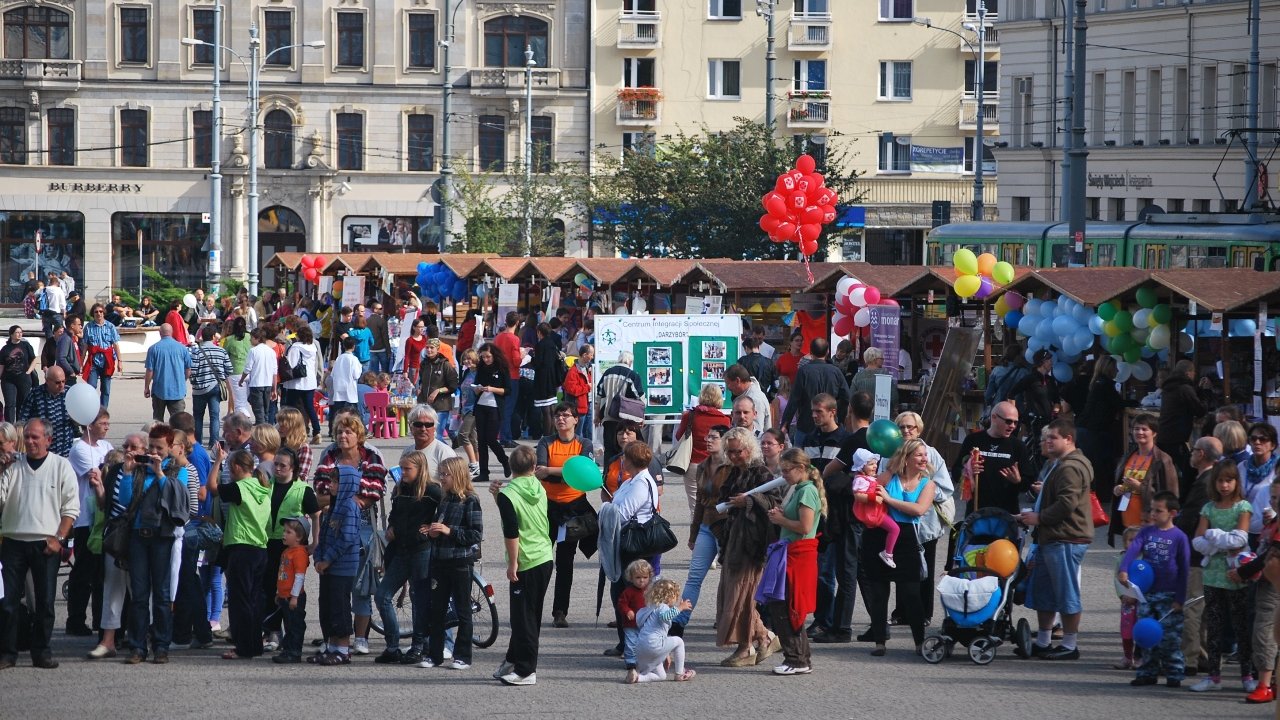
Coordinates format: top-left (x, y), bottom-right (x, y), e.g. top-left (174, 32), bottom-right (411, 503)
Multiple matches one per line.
top-left (1033, 349), bottom-right (1054, 365)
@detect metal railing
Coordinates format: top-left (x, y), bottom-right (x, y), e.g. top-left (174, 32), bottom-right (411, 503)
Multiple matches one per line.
top-left (787, 97), bottom-right (831, 126)
top-left (619, 10), bottom-right (661, 47)
top-left (960, 97), bottom-right (999, 129)
top-left (788, 12), bottom-right (832, 49)
top-left (858, 177), bottom-right (1000, 206)
top-left (617, 97), bottom-right (661, 123)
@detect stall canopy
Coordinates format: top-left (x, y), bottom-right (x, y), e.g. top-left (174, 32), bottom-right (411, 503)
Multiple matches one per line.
top-left (1149, 269), bottom-right (1280, 312)
top-left (264, 252), bottom-right (310, 273)
top-left (577, 258), bottom-right (639, 287)
top-left (528, 257), bottom-right (581, 284)
top-left (477, 257), bottom-right (538, 282)
top-left (696, 260), bottom-right (838, 294)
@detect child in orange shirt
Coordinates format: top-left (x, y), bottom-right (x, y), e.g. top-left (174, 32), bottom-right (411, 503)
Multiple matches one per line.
top-left (272, 517), bottom-right (311, 664)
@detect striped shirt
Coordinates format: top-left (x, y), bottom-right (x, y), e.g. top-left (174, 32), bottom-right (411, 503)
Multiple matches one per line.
top-left (19, 386), bottom-right (74, 455)
top-left (191, 342), bottom-right (233, 394)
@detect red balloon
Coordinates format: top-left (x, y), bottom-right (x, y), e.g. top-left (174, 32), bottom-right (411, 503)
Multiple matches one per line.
top-left (816, 189), bottom-right (835, 206)
top-left (833, 312), bottom-right (854, 336)
top-left (795, 154), bottom-right (817, 175)
top-left (801, 205), bottom-right (824, 224)
top-left (759, 215), bottom-right (782, 234)
top-left (765, 195), bottom-right (788, 218)
top-left (313, 255), bottom-right (327, 268)
top-left (768, 230), bottom-right (788, 243)
top-left (821, 205), bottom-right (838, 224)
top-left (790, 170), bottom-right (805, 184)
top-left (776, 175), bottom-right (796, 193)
top-left (809, 172), bottom-right (825, 188)
top-left (796, 177), bottom-right (812, 194)
top-left (863, 286), bottom-right (882, 306)
top-left (835, 294), bottom-right (854, 315)
top-left (300, 255), bottom-right (313, 269)
top-left (881, 298), bottom-right (900, 307)
top-left (798, 223), bottom-right (821, 243)
top-left (776, 222), bottom-right (797, 241)
top-left (800, 238), bottom-right (819, 256)
top-left (789, 191), bottom-right (807, 209)
top-left (304, 268), bottom-right (319, 283)
top-left (762, 191), bottom-right (784, 211)
top-left (827, 191), bottom-right (839, 206)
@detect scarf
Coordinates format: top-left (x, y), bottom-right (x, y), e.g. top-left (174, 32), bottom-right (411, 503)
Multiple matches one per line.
top-left (1246, 454), bottom-right (1279, 496)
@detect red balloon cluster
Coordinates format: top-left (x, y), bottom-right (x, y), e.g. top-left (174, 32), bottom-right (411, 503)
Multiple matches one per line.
top-left (832, 276), bottom-right (898, 339)
top-left (300, 254), bottom-right (327, 284)
top-left (758, 154), bottom-right (839, 258)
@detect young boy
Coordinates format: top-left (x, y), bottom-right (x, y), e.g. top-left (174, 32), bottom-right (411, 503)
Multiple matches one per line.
top-left (313, 466), bottom-right (363, 666)
top-left (1117, 492), bottom-right (1191, 687)
top-left (272, 517), bottom-right (311, 664)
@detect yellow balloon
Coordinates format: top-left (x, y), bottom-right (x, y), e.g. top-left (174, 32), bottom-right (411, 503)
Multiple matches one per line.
top-left (954, 274), bottom-right (982, 298)
top-left (992, 261), bottom-right (1016, 285)
top-left (953, 248), bottom-right (978, 276)
top-left (994, 295), bottom-right (1010, 317)
top-left (1103, 320), bottom-right (1122, 337)
top-left (565, 356), bottom-right (577, 368)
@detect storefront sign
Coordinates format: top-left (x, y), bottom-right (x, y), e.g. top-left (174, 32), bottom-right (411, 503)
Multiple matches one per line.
top-left (595, 314), bottom-right (741, 413)
top-left (910, 145), bottom-right (964, 174)
top-left (47, 182), bottom-right (143, 194)
top-left (1086, 173), bottom-right (1154, 190)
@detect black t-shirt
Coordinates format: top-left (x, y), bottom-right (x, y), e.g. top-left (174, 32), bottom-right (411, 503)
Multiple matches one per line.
top-left (0, 340), bottom-right (34, 378)
top-left (804, 426), bottom-right (853, 473)
top-left (833, 427), bottom-right (870, 471)
top-left (954, 431), bottom-right (1034, 514)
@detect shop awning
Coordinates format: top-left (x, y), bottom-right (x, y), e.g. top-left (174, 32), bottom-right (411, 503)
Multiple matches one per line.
top-left (1027, 267), bottom-right (1151, 307)
top-left (806, 263), bottom-right (936, 297)
top-left (1149, 269), bottom-right (1280, 312)
top-left (578, 258), bottom-right (639, 286)
top-left (319, 255), bottom-right (367, 275)
top-left (528, 257), bottom-right (582, 284)
top-left (614, 258), bottom-right (700, 287)
top-left (476, 257), bottom-right (537, 282)
top-left (695, 260), bottom-right (839, 293)
top-left (835, 206), bottom-right (866, 228)
top-left (264, 252), bottom-right (309, 272)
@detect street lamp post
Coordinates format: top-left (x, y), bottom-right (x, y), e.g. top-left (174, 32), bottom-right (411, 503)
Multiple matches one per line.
top-left (756, 0), bottom-right (778, 130)
top-left (209, 4), bottom-right (223, 294)
top-left (523, 44), bottom-right (534, 257)
top-left (247, 25), bottom-right (262, 297)
top-left (440, 0), bottom-right (459, 250)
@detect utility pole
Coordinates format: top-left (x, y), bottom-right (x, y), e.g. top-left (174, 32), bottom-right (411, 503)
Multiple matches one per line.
top-left (757, 0), bottom-right (777, 130)
top-left (1067, 0), bottom-right (1089, 266)
top-left (523, 45), bottom-right (534, 257)
top-left (440, 0), bottom-right (455, 250)
top-left (247, 23), bottom-right (261, 297)
top-left (1059, 0), bottom-right (1074, 221)
top-left (971, 1), bottom-right (987, 221)
top-left (1244, 0), bottom-right (1261, 209)
top-left (209, 3), bottom-right (222, 294)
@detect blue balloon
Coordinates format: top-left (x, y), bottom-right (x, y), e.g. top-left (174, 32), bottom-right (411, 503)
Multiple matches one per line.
top-left (1073, 327), bottom-right (1094, 354)
top-left (1025, 298), bottom-right (1042, 317)
top-left (451, 280), bottom-right (467, 298)
top-left (1129, 559), bottom-right (1155, 593)
top-left (1073, 303), bottom-right (1093, 324)
top-left (1052, 315), bottom-right (1077, 338)
top-left (1035, 318), bottom-right (1055, 340)
top-left (1018, 314), bottom-right (1039, 337)
top-left (417, 261), bottom-right (430, 272)
top-left (1133, 617), bottom-right (1163, 650)
top-left (1052, 362), bottom-right (1073, 383)
top-left (1004, 310), bottom-right (1024, 329)
top-left (1025, 348), bottom-right (1038, 364)
top-left (1230, 319), bottom-right (1258, 337)
top-left (1089, 314), bottom-right (1106, 335)
top-left (1040, 300), bottom-right (1059, 318)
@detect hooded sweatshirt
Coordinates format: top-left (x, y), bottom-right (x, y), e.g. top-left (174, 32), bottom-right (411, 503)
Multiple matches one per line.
top-left (498, 474), bottom-right (552, 572)
top-left (1035, 448), bottom-right (1095, 545)
top-left (315, 465), bottom-right (362, 577)
top-left (1158, 375), bottom-right (1207, 445)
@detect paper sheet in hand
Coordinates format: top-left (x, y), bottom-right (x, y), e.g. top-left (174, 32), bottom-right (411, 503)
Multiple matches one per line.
top-left (716, 477), bottom-right (787, 513)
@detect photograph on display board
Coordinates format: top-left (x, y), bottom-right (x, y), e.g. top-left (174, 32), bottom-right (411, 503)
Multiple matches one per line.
top-left (702, 381), bottom-right (726, 401)
top-left (647, 389), bottom-right (672, 408)
top-left (647, 346), bottom-right (671, 366)
top-left (703, 341), bottom-right (727, 360)
top-left (648, 367), bottom-right (671, 386)
top-left (342, 216), bottom-right (434, 251)
top-left (702, 362), bottom-right (726, 381)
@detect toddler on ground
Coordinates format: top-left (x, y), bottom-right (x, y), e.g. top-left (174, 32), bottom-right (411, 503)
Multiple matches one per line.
top-left (618, 559), bottom-right (653, 673)
top-left (272, 517), bottom-right (311, 663)
top-left (627, 578), bottom-right (695, 683)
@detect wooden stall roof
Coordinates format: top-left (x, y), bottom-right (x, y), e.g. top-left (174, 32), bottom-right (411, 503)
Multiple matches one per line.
top-left (444, 253), bottom-right (501, 278)
top-left (635, 258), bottom-right (700, 286)
top-left (319, 255), bottom-right (368, 274)
top-left (1150, 269), bottom-right (1280, 312)
top-left (578, 258), bottom-right (639, 285)
top-left (264, 252), bottom-right (309, 271)
top-left (476, 257), bottom-right (537, 281)
top-left (694, 260), bottom-right (838, 293)
top-left (528, 257), bottom-right (581, 284)
top-left (1027, 267), bottom-right (1151, 307)
top-left (807, 263), bottom-right (936, 297)
top-left (355, 253), bottom-right (435, 275)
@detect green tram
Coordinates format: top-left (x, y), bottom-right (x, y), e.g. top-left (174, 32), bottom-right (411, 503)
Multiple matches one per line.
top-left (926, 213), bottom-right (1280, 270)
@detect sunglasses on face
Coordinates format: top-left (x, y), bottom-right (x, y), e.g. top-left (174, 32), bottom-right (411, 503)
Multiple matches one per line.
top-left (994, 415), bottom-right (1019, 426)
top-left (1251, 435), bottom-right (1272, 443)
top-left (412, 421), bottom-right (436, 429)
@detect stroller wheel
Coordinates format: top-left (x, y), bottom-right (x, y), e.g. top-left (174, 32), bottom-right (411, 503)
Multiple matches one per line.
top-left (969, 637), bottom-right (998, 665)
top-left (1014, 618), bottom-right (1032, 660)
top-left (920, 636), bottom-right (947, 664)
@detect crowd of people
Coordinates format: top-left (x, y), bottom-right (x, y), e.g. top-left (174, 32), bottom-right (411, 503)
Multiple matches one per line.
top-left (0, 283), bottom-right (1277, 702)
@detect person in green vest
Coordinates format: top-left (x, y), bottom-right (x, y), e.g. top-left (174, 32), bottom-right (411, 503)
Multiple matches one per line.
top-left (210, 447), bottom-right (271, 660)
top-left (490, 445), bottom-right (553, 686)
top-left (260, 446), bottom-right (320, 654)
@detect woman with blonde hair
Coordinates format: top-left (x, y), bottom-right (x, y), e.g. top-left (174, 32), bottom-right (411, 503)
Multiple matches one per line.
top-left (892, 411), bottom-right (955, 626)
top-left (249, 423), bottom-right (281, 468)
top-left (861, 438), bottom-right (936, 657)
top-left (715, 426), bottom-right (783, 667)
top-left (765, 448), bottom-right (827, 675)
top-left (426, 456), bottom-right (484, 669)
top-left (374, 449), bottom-right (441, 665)
top-left (275, 406), bottom-right (314, 480)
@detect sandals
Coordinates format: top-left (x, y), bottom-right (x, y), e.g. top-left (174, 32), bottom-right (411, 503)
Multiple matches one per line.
top-left (756, 633), bottom-right (781, 665)
top-left (721, 650), bottom-right (756, 667)
top-left (676, 668), bottom-right (697, 682)
top-left (318, 652), bottom-right (351, 666)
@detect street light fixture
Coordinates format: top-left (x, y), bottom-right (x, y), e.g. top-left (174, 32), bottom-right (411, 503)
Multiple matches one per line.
top-left (914, 2), bottom-right (989, 222)
top-left (183, 28), bottom-right (324, 297)
top-left (756, 0), bottom-right (778, 130)
top-left (523, 44), bottom-right (534, 257)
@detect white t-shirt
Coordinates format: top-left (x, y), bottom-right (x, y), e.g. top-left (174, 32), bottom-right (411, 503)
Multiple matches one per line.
top-left (242, 343), bottom-right (277, 388)
top-left (401, 440), bottom-right (458, 479)
top-left (68, 437), bottom-right (113, 527)
top-left (43, 285), bottom-right (66, 314)
top-left (330, 352), bottom-right (362, 402)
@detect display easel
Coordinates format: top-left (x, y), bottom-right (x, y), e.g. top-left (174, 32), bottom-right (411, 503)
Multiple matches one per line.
top-left (921, 326), bottom-right (982, 469)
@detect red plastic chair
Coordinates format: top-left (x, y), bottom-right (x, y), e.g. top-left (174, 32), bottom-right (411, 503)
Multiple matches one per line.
top-left (314, 391), bottom-right (329, 423)
top-left (365, 391), bottom-right (397, 439)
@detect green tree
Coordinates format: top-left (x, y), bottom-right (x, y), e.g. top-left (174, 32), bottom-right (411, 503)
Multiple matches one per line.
top-left (592, 118), bottom-right (863, 260)
top-left (450, 158), bottom-right (588, 256)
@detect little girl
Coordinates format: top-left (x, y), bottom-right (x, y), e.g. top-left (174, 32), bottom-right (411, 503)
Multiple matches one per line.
top-left (453, 348), bottom-right (481, 479)
top-left (1113, 525), bottom-right (1142, 670)
top-left (849, 449), bottom-right (897, 568)
top-left (1189, 462), bottom-right (1254, 692)
top-left (618, 559), bottom-right (653, 675)
top-left (628, 578), bottom-right (695, 683)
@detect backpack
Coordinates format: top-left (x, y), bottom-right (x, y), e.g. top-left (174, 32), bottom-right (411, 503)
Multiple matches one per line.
top-left (37, 289), bottom-right (48, 312)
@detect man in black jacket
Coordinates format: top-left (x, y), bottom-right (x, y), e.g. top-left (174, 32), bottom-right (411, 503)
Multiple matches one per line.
top-left (1158, 359), bottom-right (1210, 482)
top-left (781, 338), bottom-right (849, 448)
top-left (814, 391), bottom-right (873, 643)
top-left (1008, 349), bottom-right (1057, 424)
top-left (737, 336), bottom-right (777, 400)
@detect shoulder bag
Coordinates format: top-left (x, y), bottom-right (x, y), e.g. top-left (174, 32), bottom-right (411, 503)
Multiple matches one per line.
top-left (619, 480), bottom-right (678, 557)
top-left (102, 471), bottom-right (145, 564)
top-left (664, 430), bottom-right (694, 476)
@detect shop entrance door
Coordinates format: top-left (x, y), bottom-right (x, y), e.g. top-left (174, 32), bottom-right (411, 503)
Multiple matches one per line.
top-left (258, 206), bottom-right (305, 291)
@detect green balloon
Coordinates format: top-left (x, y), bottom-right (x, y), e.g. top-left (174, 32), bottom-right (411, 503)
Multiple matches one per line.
top-left (1113, 310), bottom-right (1134, 333)
top-left (1098, 301), bottom-right (1118, 322)
top-left (867, 419), bottom-right (904, 458)
top-left (1151, 303), bottom-right (1172, 325)
top-left (1109, 333), bottom-right (1133, 354)
top-left (562, 455), bottom-right (603, 492)
top-left (1124, 347), bottom-right (1142, 364)
top-left (1136, 286), bottom-right (1158, 309)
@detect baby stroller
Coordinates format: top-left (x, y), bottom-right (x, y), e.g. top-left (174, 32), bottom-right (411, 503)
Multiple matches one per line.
top-left (920, 507), bottom-right (1031, 665)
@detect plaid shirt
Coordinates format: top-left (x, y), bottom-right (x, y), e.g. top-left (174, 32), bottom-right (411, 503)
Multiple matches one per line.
top-left (295, 443), bottom-right (313, 483)
top-left (19, 386), bottom-right (74, 455)
top-left (83, 320), bottom-right (120, 350)
top-left (432, 493), bottom-right (483, 564)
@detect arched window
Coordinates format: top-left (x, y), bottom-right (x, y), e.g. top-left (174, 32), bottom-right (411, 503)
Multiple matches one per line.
top-left (263, 109), bottom-right (293, 169)
top-left (4, 7), bottom-right (71, 59)
top-left (483, 16), bottom-right (547, 68)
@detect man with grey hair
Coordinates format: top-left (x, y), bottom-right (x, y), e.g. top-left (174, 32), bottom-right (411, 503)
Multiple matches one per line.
top-left (144, 323), bottom-right (192, 422)
top-left (220, 412), bottom-right (254, 480)
top-left (403, 404), bottom-right (457, 478)
top-left (1175, 434), bottom-right (1221, 676)
top-left (851, 346), bottom-right (898, 417)
top-left (725, 364), bottom-right (770, 435)
top-left (19, 365), bottom-right (74, 456)
top-left (596, 350), bottom-right (642, 458)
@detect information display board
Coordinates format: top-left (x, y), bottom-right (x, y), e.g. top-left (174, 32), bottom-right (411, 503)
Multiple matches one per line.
top-left (594, 314), bottom-right (742, 415)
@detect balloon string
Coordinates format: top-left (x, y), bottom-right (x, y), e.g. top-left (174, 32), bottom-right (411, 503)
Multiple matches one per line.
top-left (802, 255), bottom-right (814, 285)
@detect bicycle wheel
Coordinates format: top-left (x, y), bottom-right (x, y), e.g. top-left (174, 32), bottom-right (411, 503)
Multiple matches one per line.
top-left (470, 573), bottom-right (499, 649)
top-left (367, 568), bottom-right (415, 641)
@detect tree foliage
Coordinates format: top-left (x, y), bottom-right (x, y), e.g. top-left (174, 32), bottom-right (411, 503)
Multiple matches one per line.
top-left (591, 119), bottom-right (864, 260)
top-left (450, 158), bottom-right (588, 256)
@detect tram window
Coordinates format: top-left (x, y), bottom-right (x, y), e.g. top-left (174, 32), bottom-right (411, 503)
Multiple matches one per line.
top-left (1095, 244), bottom-right (1116, 266)
top-left (1026, 245), bottom-right (1038, 267)
top-left (1144, 245), bottom-right (1167, 269)
top-left (1169, 245), bottom-right (1188, 268)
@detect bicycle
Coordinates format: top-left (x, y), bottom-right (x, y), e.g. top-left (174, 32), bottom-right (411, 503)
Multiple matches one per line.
top-left (369, 564), bottom-right (500, 649)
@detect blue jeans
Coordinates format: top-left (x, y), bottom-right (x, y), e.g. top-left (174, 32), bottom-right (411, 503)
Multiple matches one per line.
top-left (369, 350), bottom-right (390, 374)
top-left (202, 563), bottom-right (224, 624)
top-left (375, 547), bottom-right (431, 651)
top-left (1026, 541), bottom-right (1088, 615)
top-left (676, 524), bottom-right (720, 627)
top-left (192, 389), bottom-right (221, 445)
top-left (352, 514), bottom-right (375, 618)
top-left (128, 534), bottom-right (175, 654)
top-left (623, 627), bottom-right (639, 667)
top-left (87, 366), bottom-right (112, 407)
top-left (500, 378), bottom-right (519, 443)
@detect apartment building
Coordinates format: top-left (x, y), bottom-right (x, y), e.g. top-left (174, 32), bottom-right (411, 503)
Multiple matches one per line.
top-left (0, 0), bottom-right (590, 300)
top-left (592, 0), bottom-right (1001, 264)
top-left (997, 0), bottom-right (1280, 226)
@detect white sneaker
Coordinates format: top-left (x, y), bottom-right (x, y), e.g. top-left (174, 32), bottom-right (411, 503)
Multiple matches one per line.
top-left (773, 663), bottom-right (813, 676)
top-left (492, 661), bottom-right (514, 679)
top-left (262, 633), bottom-right (279, 652)
top-left (500, 671), bottom-right (536, 686)
top-left (1189, 678), bottom-right (1222, 692)
top-left (352, 637), bottom-right (370, 655)
top-left (443, 646), bottom-right (453, 660)
top-left (1244, 678), bottom-right (1260, 693)
top-left (417, 657), bottom-right (436, 668)
top-left (469, 463), bottom-right (481, 479)
top-left (448, 659), bottom-right (471, 670)
top-left (879, 550), bottom-right (897, 569)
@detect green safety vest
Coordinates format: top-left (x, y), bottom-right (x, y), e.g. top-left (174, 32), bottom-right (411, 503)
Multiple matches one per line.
top-left (268, 480), bottom-right (308, 541)
top-left (225, 478), bottom-right (271, 549)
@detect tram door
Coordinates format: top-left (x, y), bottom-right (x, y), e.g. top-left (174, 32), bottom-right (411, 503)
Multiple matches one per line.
top-left (1230, 246), bottom-right (1266, 270)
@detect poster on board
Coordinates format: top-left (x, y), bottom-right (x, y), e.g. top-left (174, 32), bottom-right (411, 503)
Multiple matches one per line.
top-left (868, 305), bottom-right (901, 381)
top-left (687, 335), bottom-right (739, 409)
top-left (595, 314), bottom-right (741, 415)
top-left (496, 283), bottom-right (519, 330)
top-left (341, 275), bottom-right (366, 312)
top-left (634, 342), bottom-right (684, 414)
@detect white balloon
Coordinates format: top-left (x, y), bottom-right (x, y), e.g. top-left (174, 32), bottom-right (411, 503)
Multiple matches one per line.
top-left (1115, 362), bottom-right (1133, 383)
top-left (836, 277), bottom-right (858, 298)
top-left (854, 307), bottom-right (872, 327)
top-left (850, 287), bottom-right (868, 307)
top-left (65, 382), bottom-right (101, 426)
top-left (1148, 324), bottom-right (1171, 350)
top-left (182, 293), bottom-right (197, 309)
top-left (1132, 308), bottom-right (1152, 329)
top-left (1131, 362), bottom-right (1154, 382)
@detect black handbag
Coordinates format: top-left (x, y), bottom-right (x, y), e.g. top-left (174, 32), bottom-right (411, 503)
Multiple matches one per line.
top-left (102, 472), bottom-right (145, 564)
top-left (563, 508), bottom-right (599, 541)
top-left (619, 480), bottom-right (678, 557)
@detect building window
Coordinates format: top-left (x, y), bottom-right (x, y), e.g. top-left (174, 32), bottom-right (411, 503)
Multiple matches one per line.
top-left (1174, 67), bottom-right (1189, 143)
top-left (193, 110), bottom-right (212, 168)
top-left (795, 0), bottom-right (830, 13)
top-left (3, 7), bottom-right (71, 60)
top-left (1012, 76), bottom-right (1032, 146)
top-left (709, 0), bottom-right (742, 18)
top-left (1230, 63), bottom-right (1246, 130)
top-left (192, 9), bottom-right (215, 65)
top-left (1145, 69), bottom-right (1162, 141)
top-left (120, 8), bottom-right (149, 64)
top-left (0, 108), bottom-right (25, 165)
top-left (794, 60), bottom-right (826, 91)
top-left (264, 110), bottom-right (293, 169)
top-left (1110, 197), bottom-right (1125, 221)
top-left (531, 115), bottom-right (552, 173)
top-left (408, 13), bottom-right (436, 69)
top-left (483, 16), bottom-right (548, 68)
top-left (879, 0), bottom-right (913, 21)
top-left (1201, 64), bottom-right (1217, 140)
top-left (964, 137), bottom-right (996, 174)
top-left (1121, 71), bottom-right (1136, 143)
top-left (47, 108), bottom-right (73, 166)
top-left (878, 132), bottom-right (910, 172)
top-left (708, 59), bottom-right (741, 98)
top-left (1168, 198), bottom-right (1184, 213)
top-left (1262, 64), bottom-right (1278, 131)
top-left (963, 60), bottom-right (999, 94)
top-left (336, 12), bottom-right (365, 68)
top-left (336, 112), bottom-right (363, 170)
top-left (1087, 197), bottom-right (1101, 220)
top-left (112, 213), bottom-right (207, 294)
top-left (120, 109), bottom-right (148, 167)
top-left (1012, 196), bottom-right (1030, 222)
top-left (1, 211), bottom-right (84, 302)
top-left (623, 57), bottom-right (656, 87)
top-left (478, 115), bottom-right (505, 171)
top-left (878, 61), bottom-right (911, 99)
top-left (966, 0), bottom-right (998, 15)
top-left (622, 132), bottom-right (656, 159)
top-left (264, 10), bottom-right (292, 66)
top-left (1090, 71), bottom-right (1105, 145)
top-left (407, 113), bottom-right (434, 171)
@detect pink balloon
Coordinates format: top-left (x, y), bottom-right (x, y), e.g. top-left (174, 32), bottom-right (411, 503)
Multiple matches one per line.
top-left (863, 286), bottom-right (881, 306)
top-left (833, 312), bottom-right (854, 337)
top-left (834, 294), bottom-right (854, 315)
top-left (854, 307), bottom-right (872, 327)
top-left (795, 154), bottom-right (817, 175)
top-left (1004, 291), bottom-right (1025, 310)
top-left (880, 298), bottom-right (900, 307)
